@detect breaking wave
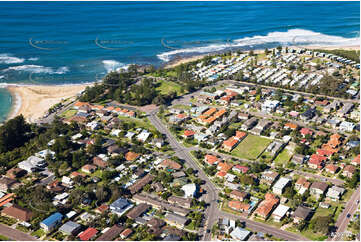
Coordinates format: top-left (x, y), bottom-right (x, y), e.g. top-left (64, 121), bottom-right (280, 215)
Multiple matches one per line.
top-left (157, 29), bottom-right (360, 62)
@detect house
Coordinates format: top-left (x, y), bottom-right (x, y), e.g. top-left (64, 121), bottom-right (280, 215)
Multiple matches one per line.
top-left (126, 203), bottom-right (151, 220)
top-left (337, 103), bottom-right (353, 117)
top-left (95, 224), bottom-right (124, 241)
top-left (18, 156), bottom-right (46, 173)
top-left (266, 141), bottom-right (284, 155)
top-left (137, 130), bottom-right (151, 143)
top-left (164, 213), bottom-right (189, 229)
top-left (351, 154), bottom-right (360, 166)
top-left (204, 154), bottom-right (219, 165)
top-left (78, 227), bottom-right (98, 241)
top-left (300, 128), bottom-right (313, 137)
top-left (183, 130), bottom-right (195, 139)
top-left (0, 177), bottom-right (20, 192)
top-left (261, 100), bottom-right (280, 113)
top-left (81, 164), bottom-right (97, 174)
top-left (293, 206), bottom-right (313, 224)
top-left (181, 183), bottom-right (197, 198)
top-left (222, 137), bottom-right (238, 152)
top-left (230, 227), bottom-right (251, 241)
top-left (300, 108), bottom-right (317, 121)
top-left (308, 154), bottom-right (326, 169)
top-left (153, 138), bottom-right (165, 148)
top-left (125, 152), bottom-right (140, 162)
top-left (93, 157), bottom-right (107, 168)
top-left (343, 165), bottom-right (356, 178)
top-left (272, 204), bottom-right (290, 222)
top-left (284, 123), bottom-right (298, 130)
top-left (217, 162), bottom-right (233, 173)
top-left (254, 193), bottom-right (279, 220)
top-left (260, 171), bottom-right (279, 186)
top-left (120, 228), bottom-right (133, 239)
top-left (109, 197), bottom-right (133, 216)
top-left (241, 117), bottom-right (258, 130)
top-left (95, 204), bottom-right (109, 214)
top-left (238, 113), bottom-right (250, 120)
top-left (295, 177), bottom-right (310, 195)
top-left (168, 196), bottom-right (193, 209)
top-left (310, 182), bottom-right (328, 198)
top-left (326, 186), bottom-right (345, 201)
top-left (159, 159), bottom-right (182, 171)
top-left (272, 177), bottom-right (291, 195)
top-left (1, 205), bottom-right (32, 222)
top-left (128, 174), bottom-right (154, 195)
top-left (230, 190), bottom-right (249, 201)
top-left (40, 212), bottom-right (63, 232)
top-left (59, 221), bottom-right (82, 235)
top-left (132, 194), bottom-right (189, 216)
top-left (232, 165), bottom-right (249, 174)
top-left (325, 164), bottom-right (339, 174)
top-left (6, 168), bottom-right (26, 179)
top-left (339, 121), bottom-right (355, 132)
top-left (291, 154), bottom-right (305, 165)
top-left (228, 200), bottom-right (251, 213)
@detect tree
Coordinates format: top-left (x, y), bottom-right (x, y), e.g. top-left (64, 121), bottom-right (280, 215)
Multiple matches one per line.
top-left (311, 215), bottom-right (333, 234)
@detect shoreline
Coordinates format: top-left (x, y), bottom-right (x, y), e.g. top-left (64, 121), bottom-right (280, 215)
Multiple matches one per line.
top-left (2, 44), bottom-right (359, 123)
top-left (5, 83), bottom-right (93, 122)
top-left (164, 44), bottom-right (360, 68)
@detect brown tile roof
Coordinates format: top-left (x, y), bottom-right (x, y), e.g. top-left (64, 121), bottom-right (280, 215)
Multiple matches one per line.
top-left (160, 159), bottom-right (182, 170)
top-left (125, 152), bottom-right (140, 161)
top-left (1, 204), bottom-right (32, 221)
top-left (96, 224), bottom-right (124, 241)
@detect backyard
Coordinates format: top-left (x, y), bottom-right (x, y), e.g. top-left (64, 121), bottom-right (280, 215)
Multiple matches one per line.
top-left (231, 134), bottom-right (272, 160)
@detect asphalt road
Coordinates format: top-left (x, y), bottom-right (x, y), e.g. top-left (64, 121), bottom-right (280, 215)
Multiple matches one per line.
top-left (331, 186), bottom-right (360, 241)
top-left (218, 211), bottom-right (310, 241)
top-left (148, 110), bottom-right (309, 241)
top-left (0, 224), bottom-right (37, 241)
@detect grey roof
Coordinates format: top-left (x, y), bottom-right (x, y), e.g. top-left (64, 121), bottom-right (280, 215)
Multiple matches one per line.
top-left (293, 206), bottom-right (313, 220)
top-left (165, 213), bottom-right (188, 225)
top-left (59, 221), bottom-right (81, 234)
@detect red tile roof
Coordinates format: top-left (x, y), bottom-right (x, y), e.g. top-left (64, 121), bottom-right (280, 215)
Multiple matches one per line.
top-left (78, 228), bottom-right (98, 241)
top-left (205, 154), bottom-right (219, 165)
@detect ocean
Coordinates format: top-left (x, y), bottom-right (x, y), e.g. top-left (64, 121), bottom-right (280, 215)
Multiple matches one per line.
top-left (0, 1), bottom-right (359, 121)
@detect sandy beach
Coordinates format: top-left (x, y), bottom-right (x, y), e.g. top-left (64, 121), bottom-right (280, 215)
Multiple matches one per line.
top-left (6, 83), bottom-right (93, 122)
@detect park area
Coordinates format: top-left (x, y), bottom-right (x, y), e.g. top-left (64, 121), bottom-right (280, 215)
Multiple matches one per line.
top-left (231, 134), bottom-right (272, 160)
top-left (156, 80), bottom-right (183, 95)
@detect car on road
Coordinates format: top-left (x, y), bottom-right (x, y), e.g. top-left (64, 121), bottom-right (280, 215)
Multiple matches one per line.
top-left (347, 213), bottom-right (351, 218)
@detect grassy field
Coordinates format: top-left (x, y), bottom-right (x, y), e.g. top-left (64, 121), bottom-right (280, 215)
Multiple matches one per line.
top-left (60, 109), bottom-right (77, 118)
top-left (273, 148), bottom-right (293, 166)
top-left (231, 134), bottom-right (272, 160)
top-left (117, 116), bottom-right (157, 133)
top-left (156, 80), bottom-right (183, 95)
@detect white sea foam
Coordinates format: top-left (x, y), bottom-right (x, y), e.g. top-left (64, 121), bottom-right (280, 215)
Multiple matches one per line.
top-left (102, 60), bottom-right (126, 73)
top-left (0, 54), bottom-right (25, 64)
top-left (157, 29), bottom-right (360, 62)
top-left (3, 65), bottom-right (70, 74)
top-left (28, 57), bottom-right (39, 61)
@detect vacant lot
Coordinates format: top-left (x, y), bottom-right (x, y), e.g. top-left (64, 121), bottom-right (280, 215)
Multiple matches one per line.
top-left (60, 109), bottom-right (77, 118)
top-left (156, 80), bottom-right (183, 95)
top-left (273, 148), bottom-right (293, 166)
top-left (231, 134), bottom-right (272, 160)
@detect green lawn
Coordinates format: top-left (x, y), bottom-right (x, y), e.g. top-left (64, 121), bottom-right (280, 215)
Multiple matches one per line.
top-left (0, 235), bottom-right (10, 241)
top-left (60, 109), bottom-right (77, 118)
top-left (273, 148), bottom-right (293, 166)
top-left (231, 134), bottom-right (272, 160)
top-left (156, 80), bottom-right (183, 95)
top-left (117, 116), bottom-right (157, 133)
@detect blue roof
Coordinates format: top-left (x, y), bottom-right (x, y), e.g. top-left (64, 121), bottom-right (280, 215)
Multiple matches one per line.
top-left (41, 212), bottom-right (63, 226)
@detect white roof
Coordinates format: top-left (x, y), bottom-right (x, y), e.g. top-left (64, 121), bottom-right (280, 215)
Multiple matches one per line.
top-left (272, 204), bottom-right (290, 217)
top-left (273, 177), bottom-right (291, 190)
top-left (66, 211), bottom-right (76, 219)
top-left (181, 183), bottom-right (197, 198)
